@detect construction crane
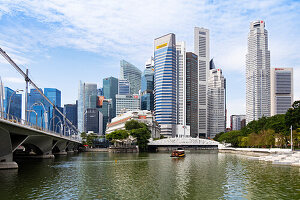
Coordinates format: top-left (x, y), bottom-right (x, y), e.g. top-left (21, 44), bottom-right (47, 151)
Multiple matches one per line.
top-left (0, 47), bottom-right (79, 135)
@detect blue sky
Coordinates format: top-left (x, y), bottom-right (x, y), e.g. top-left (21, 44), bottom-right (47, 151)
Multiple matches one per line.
top-left (0, 0), bottom-right (299, 126)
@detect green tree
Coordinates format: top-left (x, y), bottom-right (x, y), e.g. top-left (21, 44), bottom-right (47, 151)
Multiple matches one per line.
top-left (106, 130), bottom-right (129, 141)
top-left (217, 130), bottom-right (244, 147)
top-left (125, 120), bottom-right (151, 151)
top-left (285, 101), bottom-right (300, 129)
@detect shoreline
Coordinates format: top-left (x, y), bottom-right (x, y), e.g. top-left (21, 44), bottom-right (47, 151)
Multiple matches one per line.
top-left (219, 147), bottom-right (300, 167)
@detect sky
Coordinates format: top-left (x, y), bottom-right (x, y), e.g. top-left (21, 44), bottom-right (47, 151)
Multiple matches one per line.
top-left (0, 0), bottom-right (299, 127)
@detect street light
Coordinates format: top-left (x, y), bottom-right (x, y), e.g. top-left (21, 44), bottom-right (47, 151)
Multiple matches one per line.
top-left (26, 109), bottom-right (38, 126)
top-left (7, 89), bottom-right (23, 119)
top-left (30, 102), bottom-right (48, 130)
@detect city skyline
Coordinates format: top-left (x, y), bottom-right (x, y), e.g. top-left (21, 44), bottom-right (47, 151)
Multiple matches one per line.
top-left (0, 1), bottom-right (299, 126)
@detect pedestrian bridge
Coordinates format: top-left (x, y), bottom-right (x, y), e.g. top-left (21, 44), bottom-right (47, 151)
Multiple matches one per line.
top-left (148, 137), bottom-right (224, 151)
top-left (0, 116), bottom-right (81, 169)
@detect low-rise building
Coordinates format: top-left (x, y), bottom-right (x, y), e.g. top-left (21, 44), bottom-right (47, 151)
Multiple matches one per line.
top-left (106, 110), bottom-right (160, 138)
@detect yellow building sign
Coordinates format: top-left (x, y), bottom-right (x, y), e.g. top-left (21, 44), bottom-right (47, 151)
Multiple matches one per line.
top-left (156, 43), bottom-right (168, 49)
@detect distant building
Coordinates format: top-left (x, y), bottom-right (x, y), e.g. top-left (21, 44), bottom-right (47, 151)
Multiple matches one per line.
top-left (97, 88), bottom-right (103, 96)
top-left (106, 110), bottom-right (160, 138)
top-left (207, 69), bottom-right (226, 138)
top-left (116, 94), bottom-right (140, 116)
top-left (141, 57), bottom-right (154, 111)
top-left (194, 27), bottom-right (210, 138)
top-left (271, 68), bottom-right (293, 115)
top-left (3, 87), bottom-right (22, 119)
top-left (77, 82), bottom-right (97, 132)
top-left (103, 77), bottom-right (118, 117)
top-left (64, 103), bottom-right (78, 128)
top-left (27, 88), bottom-right (45, 127)
top-left (154, 33), bottom-right (177, 137)
top-left (246, 20), bottom-right (271, 123)
top-left (230, 115), bottom-right (246, 131)
top-left (186, 52), bottom-right (198, 138)
top-left (118, 79), bottom-right (130, 95)
top-left (97, 97), bottom-right (112, 135)
top-left (120, 60), bottom-right (142, 94)
top-left (84, 108), bottom-right (101, 134)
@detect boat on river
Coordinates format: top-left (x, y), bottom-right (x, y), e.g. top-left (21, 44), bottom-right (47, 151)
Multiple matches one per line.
top-left (170, 149), bottom-right (185, 158)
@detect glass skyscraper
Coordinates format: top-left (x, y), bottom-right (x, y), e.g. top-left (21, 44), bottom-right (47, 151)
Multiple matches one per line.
top-left (77, 81), bottom-right (97, 132)
top-left (3, 87), bottom-right (22, 119)
top-left (103, 77), bottom-right (118, 118)
top-left (120, 60), bottom-right (142, 94)
top-left (154, 33), bottom-right (177, 137)
top-left (118, 79), bottom-right (130, 95)
top-left (141, 57), bottom-right (154, 111)
top-left (64, 103), bottom-right (78, 129)
top-left (27, 88), bottom-right (46, 127)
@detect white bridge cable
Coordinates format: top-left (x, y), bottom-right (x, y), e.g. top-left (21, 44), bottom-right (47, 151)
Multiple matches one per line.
top-left (0, 47), bottom-right (79, 134)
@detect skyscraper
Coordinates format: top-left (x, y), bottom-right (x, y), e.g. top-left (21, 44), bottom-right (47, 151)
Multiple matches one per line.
top-left (176, 42), bottom-right (186, 129)
top-left (77, 82), bottom-right (97, 132)
top-left (27, 88), bottom-right (46, 127)
top-left (64, 103), bottom-right (78, 129)
top-left (207, 69), bottom-right (226, 138)
top-left (84, 108), bottom-right (100, 134)
top-left (141, 57), bottom-right (154, 111)
top-left (186, 52), bottom-right (198, 138)
top-left (246, 20), bottom-right (271, 123)
top-left (230, 115), bottom-right (246, 131)
top-left (120, 60), bottom-right (142, 94)
top-left (103, 77), bottom-right (118, 117)
top-left (118, 79), bottom-right (130, 95)
top-left (154, 33), bottom-right (177, 137)
top-left (270, 68), bottom-right (293, 115)
top-left (194, 27), bottom-right (210, 138)
top-left (3, 87), bottom-right (22, 119)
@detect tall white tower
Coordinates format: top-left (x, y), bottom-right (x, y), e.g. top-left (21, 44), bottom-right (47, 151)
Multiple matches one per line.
top-left (194, 27), bottom-right (210, 138)
top-left (207, 69), bottom-right (226, 138)
top-left (176, 41), bottom-right (187, 136)
top-left (246, 20), bottom-right (271, 123)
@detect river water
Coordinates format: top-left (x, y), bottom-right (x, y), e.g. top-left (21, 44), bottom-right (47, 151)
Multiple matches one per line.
top-left (0, 151), bottom-right (300, 199)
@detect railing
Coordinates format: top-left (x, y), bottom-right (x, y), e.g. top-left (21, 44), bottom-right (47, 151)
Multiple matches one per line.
top-left (0, 111), bottom-right (81, 142)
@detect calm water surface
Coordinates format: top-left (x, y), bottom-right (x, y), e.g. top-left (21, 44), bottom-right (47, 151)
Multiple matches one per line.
top-left (0, 152), bottom-right (300, 199)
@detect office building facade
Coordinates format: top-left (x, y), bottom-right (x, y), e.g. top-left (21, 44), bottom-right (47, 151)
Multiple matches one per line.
top-left (246, 20), bottom-right (271, 123)
top-left (207, 69), bottom-right (226, 138)
top-left (230, 115), bottom-right (246, 131)
top-left (3, 87), bottom-right (22, 119)
top-left (120, 60), bottom-right (142, 94)
top-left (154, 33), bottom-right (177, 137)
top-left (103, 77), bottom-right (118, 118)
top-left (270, 68), bottom-right (293, 115)
top-left (115, 94), bottom-right (140, 116)
top-left (118, 79), bottom-right (130, 95)
top-left (186, 52), bottom-right (198, 138)
top-left (64, 103), bottom-right (78, 128)
top-left (84, 108), bottom-right (101, 134)
top-left (78, 82), bottom-right (97, 132)
top-left (141, 57), bottom-right (154, 111)
top-left (194, 27), bottom-right (210, 138)
top-left (27, 88), bottom-right (47, 128)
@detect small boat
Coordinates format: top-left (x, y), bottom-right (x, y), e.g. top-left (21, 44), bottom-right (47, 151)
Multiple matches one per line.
top-left (170, 149), bottom-right (185, 157)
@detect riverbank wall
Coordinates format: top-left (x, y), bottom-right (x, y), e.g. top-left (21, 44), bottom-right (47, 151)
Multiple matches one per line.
top-left (219, 147), bottom-right (300, 167)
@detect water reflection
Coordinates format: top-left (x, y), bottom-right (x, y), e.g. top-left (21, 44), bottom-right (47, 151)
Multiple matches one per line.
top-left (0, 152), bottom-right (300, 199)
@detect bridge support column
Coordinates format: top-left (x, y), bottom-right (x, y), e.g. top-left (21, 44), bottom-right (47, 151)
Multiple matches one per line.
top-left (52, 140), bottom-right (67, 155)
top-left (0, 127), bottom-right (18, 169)
top-left (23, 136), bottom-right (55, 158)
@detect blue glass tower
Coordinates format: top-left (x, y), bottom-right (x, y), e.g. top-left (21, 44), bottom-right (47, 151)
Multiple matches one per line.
top-left (118, 79), bottom-right (130, 95)
top-left (64, 103), bottom-right (78, 129)
top-left (103, 77), bottom-right (118, 118)
top-left (141, 57), bottom-right (154, 111)
top-left (28, 88), bottom-right (45, 127)
top-left (3, 87), bottom-right (22, 119)
top-left (154, 33), bottom-right (177, 137)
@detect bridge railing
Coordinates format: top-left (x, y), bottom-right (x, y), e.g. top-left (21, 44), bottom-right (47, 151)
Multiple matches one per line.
top-left (0, 111), bottom-right (81, 142)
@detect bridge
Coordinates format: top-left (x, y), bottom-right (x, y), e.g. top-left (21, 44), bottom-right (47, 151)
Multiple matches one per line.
top-left (0, 113), bottom-right (81, 169)
top-left (0, 48), bottom-right (82, 169)
top-left (148, 137), bottom-right (225, 151)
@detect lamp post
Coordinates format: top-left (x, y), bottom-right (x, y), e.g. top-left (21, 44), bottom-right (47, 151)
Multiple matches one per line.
top-left (7, 89), bottom-right (23, 119)
top-left (291, 125), bottom-right (293, 151)
top-left (49, 115), bottom-right (62, 133)
top-left (30, 102), bottom-right (48, 130)
top-left (26, 110), bottom-right (38, 126)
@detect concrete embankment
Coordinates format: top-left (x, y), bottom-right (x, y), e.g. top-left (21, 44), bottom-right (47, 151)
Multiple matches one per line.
top-left (84, 148), bottom-right (109, 152)
top-left (219, 148), bottom-right (300, 167)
